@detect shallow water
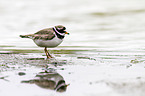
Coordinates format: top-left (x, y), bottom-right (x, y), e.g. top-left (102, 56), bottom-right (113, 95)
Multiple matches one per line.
top-left (1, 0), bottom-right (145, 96)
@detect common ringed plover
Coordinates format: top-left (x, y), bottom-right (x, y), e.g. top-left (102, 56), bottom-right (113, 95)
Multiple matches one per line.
top-left (20, 25), bottom-right (69, 59)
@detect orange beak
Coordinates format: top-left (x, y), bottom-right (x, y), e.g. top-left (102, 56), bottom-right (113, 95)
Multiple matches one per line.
top-left (66, 84), bottom-right (70, 87)
top-left (65, 32), bottom-right (70, 35)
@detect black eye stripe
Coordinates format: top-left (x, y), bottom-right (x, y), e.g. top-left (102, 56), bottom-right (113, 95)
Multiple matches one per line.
top-left (55, 27), bottom-right (66, 33)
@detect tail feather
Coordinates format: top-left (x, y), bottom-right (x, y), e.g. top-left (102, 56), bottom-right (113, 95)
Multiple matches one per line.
top-left (20, 34), bottom-right (33, 38)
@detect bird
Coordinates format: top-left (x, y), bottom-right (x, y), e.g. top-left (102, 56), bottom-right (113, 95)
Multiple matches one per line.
top-left (21, 68), bottom-right (69, 92)
top-left (20, 25), bottom-right (69, 59)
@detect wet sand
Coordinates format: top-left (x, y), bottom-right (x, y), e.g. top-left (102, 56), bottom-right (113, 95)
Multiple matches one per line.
top-left (0, 47), bottom-right (145, 96)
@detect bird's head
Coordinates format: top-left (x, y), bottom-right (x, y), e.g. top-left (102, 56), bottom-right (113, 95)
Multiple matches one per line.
top-left (55, 25), bottom-right (69, 35)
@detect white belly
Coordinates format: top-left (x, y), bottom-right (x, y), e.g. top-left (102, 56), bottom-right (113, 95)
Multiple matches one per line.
top-left (33, 37), bottom-right (63, 48)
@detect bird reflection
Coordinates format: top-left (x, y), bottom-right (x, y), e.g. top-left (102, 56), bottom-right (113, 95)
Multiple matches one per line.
top-left (21, 68), bottom-right (68, 92)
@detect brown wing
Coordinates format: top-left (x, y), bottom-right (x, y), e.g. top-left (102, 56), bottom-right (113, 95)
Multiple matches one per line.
top-left (33, 28), bottom-right (55, 40)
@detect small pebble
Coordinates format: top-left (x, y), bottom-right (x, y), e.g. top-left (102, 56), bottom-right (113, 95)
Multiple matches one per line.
top-left (18, 72), bottom-right (26, 76)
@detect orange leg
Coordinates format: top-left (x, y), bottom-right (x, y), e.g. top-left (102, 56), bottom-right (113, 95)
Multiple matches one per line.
top-left (44, 47), bottom-right (52, 59)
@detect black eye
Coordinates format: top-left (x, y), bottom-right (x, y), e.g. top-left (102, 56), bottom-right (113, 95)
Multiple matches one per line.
top-left (63, 27), bottom-right (66, 30)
